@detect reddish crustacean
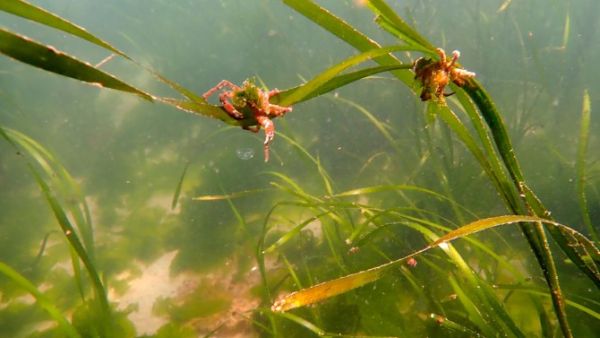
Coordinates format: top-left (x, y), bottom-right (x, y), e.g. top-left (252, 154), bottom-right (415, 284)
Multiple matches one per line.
top-left (202, 79), bottom-right (292, 162)
top-left (413, 48), bottom-right (476, 102)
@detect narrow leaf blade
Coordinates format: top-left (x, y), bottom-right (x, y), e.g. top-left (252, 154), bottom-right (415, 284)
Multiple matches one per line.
top-left (0, 0), bottom-right (129, 58)
top-left (0, 28), bottom-right (152, 100)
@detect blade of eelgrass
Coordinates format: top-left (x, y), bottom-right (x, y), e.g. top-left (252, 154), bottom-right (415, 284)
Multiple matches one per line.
top-left (272, 215), bottom-right (598, 313)
top-left (0, 0), bottom-right (129, 59)
top-left (0, 28), bottom-right (152, 100)
top-left (452, 89), bottom-right (519, 208)
top-left (366, 0), bottom-right (434, 49)
top-left (276, 133), bottom-right (335, 195)
top-left (264, 212), bottom-right (331, 253)
top-left (447, 275), bottom-right (493, 337)
top-left (3, 128), bottom-right (96, 260)
top-left (576, 90), bottom-right (598, 242)
top-left (331, 95), bottom-right (400, 152)
top-left (497, 284), bottom-right (600, 320)
top-left (462, 80), bottom-right (576, 337)
top-left (171, 162), bottom-right (189, 210)
top-left (278, 45), bottom-right (420, 107)
top-left (0, 262), bottom-right (81, 338)
top-left (0, 126), bottom-right (110, 313)
top-left (273, 64), bottom-right (411, 105)
top-left (465, 79), bottom-right (600, 281)
top-left (193, 188), bottom-right (272, 201)
top-left (430, 313), bottom-right (482, 337)
top-left (282, 0), bottom-right (419, 87)
top-left (29, 167), bottom-right (110, 313)
top-left (272, 312), bottom-right (326, 336)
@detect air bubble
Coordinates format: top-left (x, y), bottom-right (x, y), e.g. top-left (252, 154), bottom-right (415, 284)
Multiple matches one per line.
top-left (236, 147), bottom-right (255, 160)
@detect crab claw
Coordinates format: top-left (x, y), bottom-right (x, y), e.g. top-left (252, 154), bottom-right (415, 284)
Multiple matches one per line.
top-left (256, 115), bottom-right (275, 162)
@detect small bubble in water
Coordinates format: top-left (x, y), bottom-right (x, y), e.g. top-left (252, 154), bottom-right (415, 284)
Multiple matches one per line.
top-left (236, 147), bottom-right (255, 160)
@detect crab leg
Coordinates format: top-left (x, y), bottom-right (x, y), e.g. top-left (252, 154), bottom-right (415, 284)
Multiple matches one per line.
top-left (449, 50), bottom-right (460, 68)
top-left (219, 91), bottom-right (244, 119)
top-left (202, 80), bottom-right (240, 100)
top-left (256, 115), bottom-right (274, 162)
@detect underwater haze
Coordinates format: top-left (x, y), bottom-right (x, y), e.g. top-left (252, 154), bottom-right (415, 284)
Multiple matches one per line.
top-left (1, 0), bottom-right (599, 337)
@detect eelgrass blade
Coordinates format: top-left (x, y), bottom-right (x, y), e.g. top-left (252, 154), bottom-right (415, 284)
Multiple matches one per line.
top-left (497, 285), bottom-right (600, 320)
top-left (274, 64), bottom-right (411, 105)
top-left (264, 212), bottom-right (331, 254)
top-left (192, 188), bottom-right (272, 201)
top-left (576, 90), bottom-right (598, 242)
top-left (462, 81), bottom-right (525, 184)
top-left (3, 128), bottom-right (96, 260)
top-left (0, 0), bottom-right (130, 59)
top-left (452, 89), bottom-right (519, 208)
top-left (272, 215), bottom-right (598, 313)
top-left (0, 28), bottom-right (152, 100)
top-left (278, 45), bottom-right (421, 107)
top-left (0, 127), bottom-right (110, 314)
top-left (276, 133), bottom-right (335, 194)
top-left (157, 97), bottom-right (235, 123)
top-left (271, 257), bottom-right (397, 312)
top-left (171, 162), bottom-right (189, 210)
top-left (0, 262), bottom-right (81, 338)
top-left (332, 95), bottom-right (400, 152)
top-left (497, 0), bottom-right (513, 12)
top-left (462, 80), bottom-right (575, 337)
top-left (447, 276), bottom-right (493, 337)
top-left (282, 0), bottom-right (418, 86)
top-left (429, 313), bottom-right (482, 337)
top-left (29, 166), bottom-right (110, 312)
top-left (366, 0), bottom-right (434, 49)
top-left (272, 312), bottom-right (326, 336)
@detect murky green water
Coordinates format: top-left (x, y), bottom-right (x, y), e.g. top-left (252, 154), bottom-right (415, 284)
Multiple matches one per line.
top-left (1, 1), bottom-right (599, 337)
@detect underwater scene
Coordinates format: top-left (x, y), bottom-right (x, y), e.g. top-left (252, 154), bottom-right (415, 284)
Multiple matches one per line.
top-left (1, 0), bottom-right (599, 337)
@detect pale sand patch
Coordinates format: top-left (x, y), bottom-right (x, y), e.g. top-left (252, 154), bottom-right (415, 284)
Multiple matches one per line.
top-left (110, 250), bottom-right (187, 336)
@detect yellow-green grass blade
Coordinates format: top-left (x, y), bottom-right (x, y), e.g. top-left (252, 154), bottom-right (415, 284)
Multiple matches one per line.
top-left (0, 126), bottom-right (110, 313)
top-left (0, 262), bottom-right (81, 338)
top-left (271, 256), bottom-right (400, 312)
top-left (2, 128), bottom-right (96, 260)
top-left (331, 95), bottom-right (400, 152)
top-left (452, 89), bottom-right (518, 208)
top-left (497, 284), bottom-right (600, 321)
top-left (0, 28), bottom-right (152, 100)
top-left (271, 215), bottom-right (598, 313)
top-left (429, 313), bottom-right (482, 337)
top-left (447, 275), bottom-right (493, 336)
top-left (278, 45), bottom-right (421, 107)
top-left (282, 0), bottom-right (418, 87)
top-left (171, 162), bottom-right (189, 210)
top-left (264, 212), bottom-right (331, 254)
top-left (276, 133), bottom-right (335, 194)
top-left (192, 188), bottom-right (272, 201)
top-left (576, 90), bottom-right (598, 242)
top-left (366, 0), bottom-right (434, 49)
top-left (29, 167), bottom-right (110, 312)
top-left (0, 0), bottom-right (129, 59)
top-left (157, 97), bottom-right (234, 123)
top-left (272, 312), bottom-right (326, 336)
top-left (273, 64), bottom-right (411, 105)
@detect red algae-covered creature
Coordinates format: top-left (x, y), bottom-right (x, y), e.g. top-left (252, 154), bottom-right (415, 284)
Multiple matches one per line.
top-left (413, 48), bottom-right (475, 103)
top-left (203, 79), bottom-right (292, 162)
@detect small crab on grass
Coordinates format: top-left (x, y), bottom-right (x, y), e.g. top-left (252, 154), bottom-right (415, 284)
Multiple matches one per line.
top-left (413, 48), bottom-right (476, 103)
top-left (202, 79), bottom-right (293, 162)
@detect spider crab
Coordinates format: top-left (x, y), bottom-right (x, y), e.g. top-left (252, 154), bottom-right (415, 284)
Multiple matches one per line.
top-left (413, 48), bottom-right (476, 102)
top-left (203, 79), bottom-right (292, 162)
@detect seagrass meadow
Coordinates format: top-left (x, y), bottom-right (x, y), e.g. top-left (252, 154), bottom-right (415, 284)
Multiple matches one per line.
top-left (0, 0), bottom-right (599, 337)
